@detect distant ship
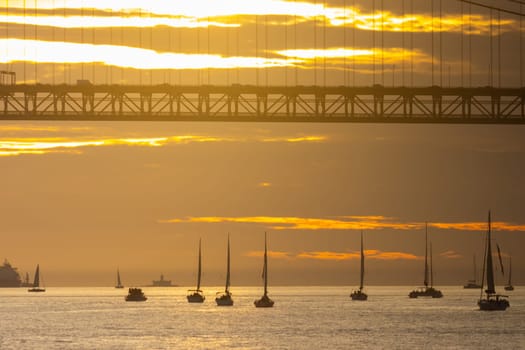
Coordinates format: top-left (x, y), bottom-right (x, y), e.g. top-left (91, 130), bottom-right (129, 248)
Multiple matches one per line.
top-left (504, 256), bottom-right (514, 291)
top-left (187, 239), bottom-right (205, 303)
top-left (216, 235), bottom-right (233, 306)
top-left (350, 230), bottom-right (368, 301)
top-left (150, 274), bottom-right (175, 287)
top-left (409, 223), bottom-right (443, 298)
top-left (254, 232), bottom-right (274, 308)
top-left (463, 254), bottom-right (482, 289)
top-left (0, 259), bottom-right (22, 287)
top-left (478, 211), bottom-right (509, 311)
top-left (28, 264), bottom-right (46, 292)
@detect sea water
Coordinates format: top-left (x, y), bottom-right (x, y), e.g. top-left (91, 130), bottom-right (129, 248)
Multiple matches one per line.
top-left (0, 286), bottom-right (523, 349)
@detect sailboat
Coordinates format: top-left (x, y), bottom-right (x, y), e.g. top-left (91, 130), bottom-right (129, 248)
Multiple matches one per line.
top-left (254, 232), bottom-right (274, 308)
top-left (350, 230), bottom-right (367, 301)
top-left (504, 256), bottom-right (514, 291)
top-left (409, 223), bottom-right (443, 298)
top-left (28, 264), bottom-right (45, 292)
top-left (464, 255), bottom-right (481, 289)
top-left (115, 269), bottom-right (124, 289)
top-left (478, 211), bottom-right (509, 310)
top-left (215, 235), bottom-right (233, 306)
top-left (187, 238), bottom-right (205, 303)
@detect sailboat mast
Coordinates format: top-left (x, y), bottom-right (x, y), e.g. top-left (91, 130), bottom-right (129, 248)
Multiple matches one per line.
top-left (33, 264), bottom-right (40, 288)
top-left (508, 256), bottom-right (512, 286)
top-left (117, 269), bottom-right (121, 286)
top-left (485, 211), bottom-right (496, 295)
top-left (263, 232), bottom-right (268, 296)
top-left (197, 238), bottom-right (202, 290)
top-left (225, 235), bottom-right (230, 293)
top-left (473, 255), bottom-right (477, 282)
top-left (424, 223), bottom-right (429, 288)
top-left (430, 242), bottom-right (434, 288)
top-left (360, 230), bottom-right (364, 290)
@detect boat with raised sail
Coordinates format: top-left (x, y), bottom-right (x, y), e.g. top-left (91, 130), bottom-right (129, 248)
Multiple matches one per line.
top-left (350, 230), bottom-right (367, 301)
top-left (215, 235), bottom-right (233, 306)
top-left (187, 238), bottom-right (205, 303)
top-left (115, 269), bottom-right (124, 289)
top-left (464, 254), bottom-right (481, 289)
top-left (28, 264), bottom-right (45, 292)
top-left (478, 211), bottom-right (509, 311)
top-left (409, 223), bottom-right (443, 298)
top-left (254, 232), bottom-right (274, 308)
top-left (504, 256), bottom-right (514, 291)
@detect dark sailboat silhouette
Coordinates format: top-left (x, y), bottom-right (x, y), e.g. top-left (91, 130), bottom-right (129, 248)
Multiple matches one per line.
top-left (504, 256), bottom-right (514, 291)
top-left (350, 231), bottom-right (367, 301)
top-left (464, 255), bottom-right (481, 289)
top-left (187, 238), bottom-right (205, 303)
top-left (478, 211), bottom-right (509, 311)
top-left (254, 232), bottom-right (274, 308)
top-left (409, 223), bottom-right (443, 298)
top-left (28, 264), bottom-right (45, 292)
top-left (215, 235), bottom-right (233, 306)
top-left (115, 269), bottom-right (124, 289)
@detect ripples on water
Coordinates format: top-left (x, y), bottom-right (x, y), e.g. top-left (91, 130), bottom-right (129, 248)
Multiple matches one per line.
top-left (0, 286), bottom-right (523, 349)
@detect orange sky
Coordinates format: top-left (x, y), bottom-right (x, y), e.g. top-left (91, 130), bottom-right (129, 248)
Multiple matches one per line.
top-left (1, 121), bottom-right (524, 286)
top-left (0, 1), bottom-right (524, 286)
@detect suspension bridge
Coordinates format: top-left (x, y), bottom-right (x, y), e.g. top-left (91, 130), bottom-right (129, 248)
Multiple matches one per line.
top-left (0, 0), bottom-right (524, 123)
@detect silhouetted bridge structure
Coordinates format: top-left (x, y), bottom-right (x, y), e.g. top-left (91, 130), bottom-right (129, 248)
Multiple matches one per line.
top-left (1, 84), bottom-right (524, 124)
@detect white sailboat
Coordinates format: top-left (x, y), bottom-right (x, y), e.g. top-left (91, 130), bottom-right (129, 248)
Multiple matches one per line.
top-left (350, 231), bottom-right (367, 300)
top-left (187, 238), bottom-right (205, 303)
top-left (28, 264), bottom-right (45, 292)
top-left (254, 232), bottom-right (274, 308)
top-left (409, 223), bottom-right (443, 298)
top-left (478, 211), bottom-right (509, 310)
top-left (215, 235), bottom-right (233, 306)
top-left (115, 269), bottom-right (124, 289)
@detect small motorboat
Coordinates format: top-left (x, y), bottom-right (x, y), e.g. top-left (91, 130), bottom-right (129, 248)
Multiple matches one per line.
top-left (125, 288), bottom-right (147, 302)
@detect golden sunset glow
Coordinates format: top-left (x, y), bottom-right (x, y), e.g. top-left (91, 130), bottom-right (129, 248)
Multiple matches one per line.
top-left (1, 1), bottom-right (514, 34)
top-left (245, 249), bottom-right (421, 261)
top-left (0, 132), bottom-right (327, 157)
top-left (161, 216), bottom-right (423, 231)
top-left (0, 39), bottom-right (291, 70)
top-left (162, 215), bottom-right (525, 232)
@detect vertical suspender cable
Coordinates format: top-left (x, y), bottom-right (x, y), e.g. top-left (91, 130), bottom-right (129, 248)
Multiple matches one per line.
top-left (410, 0), bottom-right (414, 87)
top-left (497, 10), bottom-right (501, 88)
top-left (265, 14), bottom-right (268, 86)
top-left (314, 0), bottom-right (317, 86)
top-left (431, 0), bottom-right (434, 86)
top-left (294, 0), bottom-right (298, 86)
top-left (150, 10), bottom-right (153, 85)
top-left (323, 0), bottom-right (326, 87)
top-left (439, 0), bottom-right (443, 87)
top-left (34, 0), bottom-right (37, 83)
top-left (23, 0), bottom-right (26, 83)
top-left (460, 1), bottom-right (464, 88)
top-left (469, 3), bottom-right (472, 87)
top-left (343, 0), bottom-right (347, 86)
top-left (352, 0), bottom-right (356, 86)
top-left (372, 0), bottom-right (375, 85)
top-left (381, 0), bottom-right (384, 86)
top-left (402, 0), bottom-right (405, 87)
top-left (489, 8), bottom-right (493, 86)
top-left (92, 7), bottom-right (95, 83)
top-left (256, 14), bottom-right (259, 86)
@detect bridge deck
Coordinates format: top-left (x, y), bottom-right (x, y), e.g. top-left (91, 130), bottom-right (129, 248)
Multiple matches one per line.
top-left (1, 85), bottom-right (524, 123)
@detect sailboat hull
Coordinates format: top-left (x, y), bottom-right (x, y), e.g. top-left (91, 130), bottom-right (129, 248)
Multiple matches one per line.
top-left (215, 293), bottom-right (233, 306)
top-left (504, 285), bottom-right (514, 291)
top-left (187, 290), bottom-right (205, 303)
top-left (254, 295), bottom-right (274, 308)
top-left (28, 288), bottom-right (45, 292)
top-left (478, 298), bottom-right (509, 311)
top-left (350, 290), bottom-right (368, 301)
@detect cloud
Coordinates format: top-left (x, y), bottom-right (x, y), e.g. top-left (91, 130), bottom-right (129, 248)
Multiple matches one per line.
top-left (439, 250), bottom-right (463, 259)
top-left (245, 249), bottom-right (420, 261)
top-left (161, 215), bottom-right (525, 232)
top-left (0, 132), bottom-right (327, 157)
top-left (161, 215), bottom-right (421, 230)
top-left (244, 250), bottom-right (293, 260)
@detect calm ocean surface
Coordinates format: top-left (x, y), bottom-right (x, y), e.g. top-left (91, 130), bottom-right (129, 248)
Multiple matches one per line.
top-left (0, 286), bottom-right (523, 349)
